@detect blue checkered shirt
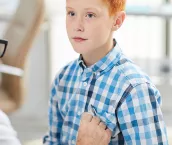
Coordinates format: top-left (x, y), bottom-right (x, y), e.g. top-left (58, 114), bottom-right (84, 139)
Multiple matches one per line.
top-left (43, 40), bottom-right (168, 145)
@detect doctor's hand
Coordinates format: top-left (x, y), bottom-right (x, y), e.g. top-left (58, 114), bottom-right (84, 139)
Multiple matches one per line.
top-left (76, 112), bottom-right (112, 145)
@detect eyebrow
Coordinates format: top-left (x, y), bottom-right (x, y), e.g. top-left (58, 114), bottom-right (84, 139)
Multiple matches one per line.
top-left (66, 7), bottom-right (101, 13)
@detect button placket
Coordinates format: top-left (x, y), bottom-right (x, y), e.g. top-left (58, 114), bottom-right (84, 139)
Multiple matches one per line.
top-left (77, 110), bottom-right (82, 116)
top-left (83, 81), bottom-right (87, 87)
top-left (72, 139), bottom-right (75, 144)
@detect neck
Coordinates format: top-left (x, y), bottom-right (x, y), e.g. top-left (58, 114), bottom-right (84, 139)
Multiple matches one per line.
top-left (82, 38), bottom-right (114, 67)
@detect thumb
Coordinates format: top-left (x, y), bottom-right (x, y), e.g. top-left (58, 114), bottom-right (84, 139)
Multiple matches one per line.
top-left (105, 128), bottom-right (112, 138)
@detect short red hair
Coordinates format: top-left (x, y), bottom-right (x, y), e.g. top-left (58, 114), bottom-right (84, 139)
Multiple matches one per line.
top-left (102, 0), bottom-right (126, 16)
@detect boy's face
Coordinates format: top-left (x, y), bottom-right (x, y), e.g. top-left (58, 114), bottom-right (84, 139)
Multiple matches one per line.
top-left (66, 0), bottom-right (116, 55)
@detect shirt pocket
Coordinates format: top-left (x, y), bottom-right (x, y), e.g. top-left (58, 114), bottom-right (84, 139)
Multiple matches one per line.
top-left (88, 105), bottom-right (120, 138)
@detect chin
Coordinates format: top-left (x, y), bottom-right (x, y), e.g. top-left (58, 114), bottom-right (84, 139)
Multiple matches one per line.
top-left (72, 45), bottom-right (91, 55)
top-left (73, 47), bottom-right (87, 54)
top-left (69, 39), bottom-right (93, 54)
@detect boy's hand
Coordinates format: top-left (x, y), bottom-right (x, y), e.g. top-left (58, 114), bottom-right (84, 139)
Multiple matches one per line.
top-left (76, 112), bottom-right (112, 145)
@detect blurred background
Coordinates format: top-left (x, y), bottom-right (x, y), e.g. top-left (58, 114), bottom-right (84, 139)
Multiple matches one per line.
top-left (0, 0), bottom-right (172, 144)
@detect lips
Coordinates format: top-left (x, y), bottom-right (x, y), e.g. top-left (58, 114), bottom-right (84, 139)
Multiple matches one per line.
top-left (73, 37), bottom-right (87, 42)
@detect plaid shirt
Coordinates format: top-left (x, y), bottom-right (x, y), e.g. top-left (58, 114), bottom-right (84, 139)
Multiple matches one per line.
top-left (43, 39), bottom-right (168, 145)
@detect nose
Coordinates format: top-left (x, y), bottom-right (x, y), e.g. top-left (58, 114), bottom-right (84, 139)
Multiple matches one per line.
top-left (74, 16), bottom-right (84, 32)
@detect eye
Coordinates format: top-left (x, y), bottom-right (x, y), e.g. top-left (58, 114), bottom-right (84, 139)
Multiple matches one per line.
top-left (67, 11), bottom-right (75, 17)
top-left (86, 13), bottom-right (96, 18)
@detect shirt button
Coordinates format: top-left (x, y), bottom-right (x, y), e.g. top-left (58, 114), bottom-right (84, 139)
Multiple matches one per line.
top-left (78, 111), bottom-right (82, 116)
top-left (62, 136), bottom-right (66, 142)
top-left (72, 139), bottom-right (75, 144)
top-left (83, 82), bottom-right (87, 87)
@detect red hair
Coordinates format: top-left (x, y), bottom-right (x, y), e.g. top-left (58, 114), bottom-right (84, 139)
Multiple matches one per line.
top-left (102, 0), bottom-right (126, 16)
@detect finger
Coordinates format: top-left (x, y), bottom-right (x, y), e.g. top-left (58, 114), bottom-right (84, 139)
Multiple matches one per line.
top-left (81, 112), bottom-right (93, 123)
top-left (101, 129), bottom-right (112, 144)
top-left (105, 128), bottom-right (112, 138)
top-left (99, 122), bottom-right (106, 130)
top-left (92, 126), bottom-right (104, 144)
top-left (91, 116), bottom-right (101, 125)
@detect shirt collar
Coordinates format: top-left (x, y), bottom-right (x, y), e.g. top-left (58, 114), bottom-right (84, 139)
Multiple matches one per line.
top-left (78, 39), bottom-right (122, 76)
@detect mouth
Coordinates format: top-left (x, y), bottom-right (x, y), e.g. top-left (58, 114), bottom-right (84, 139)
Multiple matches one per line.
top-left (72, 37), bottom-right (88, 42)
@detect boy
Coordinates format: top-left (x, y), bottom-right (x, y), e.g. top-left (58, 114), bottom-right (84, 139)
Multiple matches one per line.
top-left (44, 0), bottom-right (169, 144)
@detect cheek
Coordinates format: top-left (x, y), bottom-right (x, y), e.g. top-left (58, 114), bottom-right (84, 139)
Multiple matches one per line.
top-left (66, 25), bottom-right (73, 37)
top-left (66, 19), bottom-right (72, 31)
top-left (66, 20), bottom-right (69, 30)
top-left (89, 24), bottom-right (111, 39)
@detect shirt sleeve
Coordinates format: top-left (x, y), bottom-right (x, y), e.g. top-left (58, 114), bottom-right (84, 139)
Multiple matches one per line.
top-left (117, 83), bottom-right (169, 145)
top-left (0, 110), bottom-right (21, 145)
top-left (43, 76), bottom-right (63, 145)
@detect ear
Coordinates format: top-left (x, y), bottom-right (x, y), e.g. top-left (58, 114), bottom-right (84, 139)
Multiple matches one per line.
top-left (112, 11), bottom-right (126, 31)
